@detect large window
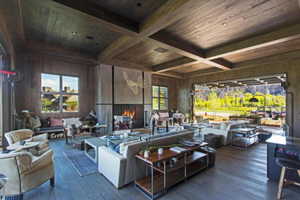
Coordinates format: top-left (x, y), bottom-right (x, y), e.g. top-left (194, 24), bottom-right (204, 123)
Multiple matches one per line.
top-left (152, 86), bottom-right (168, 111)
top-left (41, 73), bottom-right (79, 113)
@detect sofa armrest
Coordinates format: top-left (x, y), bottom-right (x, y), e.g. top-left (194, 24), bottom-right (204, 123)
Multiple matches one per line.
top-left (30, 150), bottom-right (53, 173)
top-left (98, 146), bottom-right (126, 188)
top-left (32, 134), bottom-right (48, 142)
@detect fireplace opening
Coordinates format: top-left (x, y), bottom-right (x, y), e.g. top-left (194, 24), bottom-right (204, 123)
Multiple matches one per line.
top-left (113, 104), bottom-right (144, 130)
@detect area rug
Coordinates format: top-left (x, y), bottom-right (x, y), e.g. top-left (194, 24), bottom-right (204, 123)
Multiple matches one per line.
top-left (64, 150), bottom-right (98, 177)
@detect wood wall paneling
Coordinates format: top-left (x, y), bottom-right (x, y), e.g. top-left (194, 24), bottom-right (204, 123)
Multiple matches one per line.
top-left (144, 72), bottom-right (152, 105)
top-left (15, 53), bottom-right (95, 118)
top-left (95, 64), bottom-right (112, 104)
top-left (152, 75), bottom-right (178, 110)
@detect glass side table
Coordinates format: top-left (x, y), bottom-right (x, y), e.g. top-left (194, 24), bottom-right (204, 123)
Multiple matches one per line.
top-left (0, 174), bottom-right (8, 200)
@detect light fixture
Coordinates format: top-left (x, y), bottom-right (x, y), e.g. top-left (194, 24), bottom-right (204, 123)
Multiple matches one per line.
top-left (154, 47), bottom-right (168, 53)
top-left (249, 97), bottom-right (259, 103)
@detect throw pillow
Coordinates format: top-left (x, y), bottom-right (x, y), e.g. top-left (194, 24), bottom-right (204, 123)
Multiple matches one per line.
top-left (50, 118), bottom-right (63, 127)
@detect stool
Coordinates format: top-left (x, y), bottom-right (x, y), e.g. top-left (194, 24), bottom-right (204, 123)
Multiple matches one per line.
top-left (276, 158), bottom-right (300, 199)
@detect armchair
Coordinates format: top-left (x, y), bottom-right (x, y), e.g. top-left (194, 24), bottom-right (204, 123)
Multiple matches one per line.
top-left (0, 150), bottom-right (55, 199)
top-left (5, 129), bottom-right (49, 155)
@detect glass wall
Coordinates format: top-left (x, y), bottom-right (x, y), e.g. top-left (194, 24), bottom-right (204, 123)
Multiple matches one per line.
top-left (193, 84), bottom-right (286, 124)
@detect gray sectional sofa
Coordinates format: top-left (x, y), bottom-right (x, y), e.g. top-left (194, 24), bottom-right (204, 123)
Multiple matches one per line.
top-left (98, 129), bottom-right (195, 188)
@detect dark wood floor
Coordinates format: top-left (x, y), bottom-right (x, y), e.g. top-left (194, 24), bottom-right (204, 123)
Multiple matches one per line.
top-left (24, 140), bottom-right (300, 200)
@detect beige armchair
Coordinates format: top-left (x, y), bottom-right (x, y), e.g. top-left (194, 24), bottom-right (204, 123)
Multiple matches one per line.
top-left (5, 129), bottom-right (49, 155)
top-left (0, 149), bottom-right (55, 198)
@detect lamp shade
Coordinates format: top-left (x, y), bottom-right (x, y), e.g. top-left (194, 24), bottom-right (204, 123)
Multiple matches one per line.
top-left (249, 97), bottom-right (259, 103)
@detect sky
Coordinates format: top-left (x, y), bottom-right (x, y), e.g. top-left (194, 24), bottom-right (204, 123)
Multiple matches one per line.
top-left (41, 73), bottom-right (78, 92)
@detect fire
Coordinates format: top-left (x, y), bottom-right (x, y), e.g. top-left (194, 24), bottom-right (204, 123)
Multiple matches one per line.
top-left (122, 110), bottom-right (135, 118)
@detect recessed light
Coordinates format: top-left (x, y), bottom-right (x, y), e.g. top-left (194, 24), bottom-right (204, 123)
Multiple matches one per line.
top-left (154, 47), bottom-right (168, 53)
top-left (222, 22), bottom-right (227, 26)
top-left (86, 36), bottom-right (94, 40)
top-left (72, 32), bottom-right (77, 35)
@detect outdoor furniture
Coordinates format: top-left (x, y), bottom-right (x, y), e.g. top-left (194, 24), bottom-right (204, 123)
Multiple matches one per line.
top-left (230, 128), bottom-right (259, 149)
top-left (0, 150), bottom-right (55, 199)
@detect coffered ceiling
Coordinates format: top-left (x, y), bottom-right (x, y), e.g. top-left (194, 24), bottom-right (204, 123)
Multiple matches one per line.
top-left (2, 0), bottom-right (300, 79)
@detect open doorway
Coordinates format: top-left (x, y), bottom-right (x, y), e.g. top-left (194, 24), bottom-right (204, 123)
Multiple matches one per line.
top-left (192, 74), bottom-right (287, 148)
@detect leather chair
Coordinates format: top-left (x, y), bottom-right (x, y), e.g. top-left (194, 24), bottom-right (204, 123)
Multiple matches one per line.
top-left (5, 129), bottom-right (49, 155)
top-left (0, 149), bottom-right (55, 199)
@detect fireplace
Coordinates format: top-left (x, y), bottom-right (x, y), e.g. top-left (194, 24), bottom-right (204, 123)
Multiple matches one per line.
top-left (113, 104), bottom-right (144, 130)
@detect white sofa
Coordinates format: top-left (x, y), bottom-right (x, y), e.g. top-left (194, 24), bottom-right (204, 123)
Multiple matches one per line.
top-left (62, 118), bottom-right (82, 137)
top-left (201, 121), bottom-right (249, 145)
top-left (98, 129), bottom-right (194, 188)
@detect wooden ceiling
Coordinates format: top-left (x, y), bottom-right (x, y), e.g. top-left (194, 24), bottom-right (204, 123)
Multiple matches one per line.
top-left (22, 0), bottom-right (122, 56)
top-left (3, 0), bottom-right (300, 78)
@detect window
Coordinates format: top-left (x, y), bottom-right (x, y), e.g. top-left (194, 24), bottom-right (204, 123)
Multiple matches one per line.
top-left (152, 86), bottom-right (168, 111)
top-left (41, 73), bottom-right (79, 113)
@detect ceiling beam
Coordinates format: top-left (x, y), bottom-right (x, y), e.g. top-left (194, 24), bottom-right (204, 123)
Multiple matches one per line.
top-left (206, 23), bottom-right (300, 60)
top-left (152, 24), bottom-right (300, 73)
top-left (152, 72), bottom-right (184, 79)
top-left (149, 31), bottom-right (232, 71)
top-left (102, 58), bottom-right (183, 79)
top-left (98, 0), bottom-right (209, 61)
top-left (54, 0), bottom-right (231, 72)
top-left (152, 57), bottom-right (198, 72)
top-left (52, 0), bottom-right (139, 37)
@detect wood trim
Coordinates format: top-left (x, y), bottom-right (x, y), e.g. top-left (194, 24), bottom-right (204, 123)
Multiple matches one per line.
top-left (206, 23), bottom-right (300, 60)
top-left (17, 0), bottom-right (25, 41)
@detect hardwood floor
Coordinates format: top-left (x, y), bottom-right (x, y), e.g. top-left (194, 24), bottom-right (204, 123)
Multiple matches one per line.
top-left (24, 140), bottom-right (300, 200)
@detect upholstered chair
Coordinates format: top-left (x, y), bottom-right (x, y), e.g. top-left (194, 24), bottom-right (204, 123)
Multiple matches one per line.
top-left (0, 149), bottom-right (55, 199)
top-left (5, 129), bottom-right (49, 155)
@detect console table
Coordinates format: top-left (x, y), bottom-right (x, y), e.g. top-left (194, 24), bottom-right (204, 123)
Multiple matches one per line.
top-left (135, 146), bottom-right (208, 199)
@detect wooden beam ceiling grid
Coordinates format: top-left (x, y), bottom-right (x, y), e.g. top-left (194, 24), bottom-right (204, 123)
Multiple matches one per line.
top-left (50, 0), bottom-right (300, 79)
top-left (53, 0), bottom-right (232, 75)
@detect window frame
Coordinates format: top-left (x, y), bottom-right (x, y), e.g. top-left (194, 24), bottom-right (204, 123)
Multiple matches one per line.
top-left (41, 73), bottom-right (80, 113)
top-left (152, 85), bottom-right (168, 111)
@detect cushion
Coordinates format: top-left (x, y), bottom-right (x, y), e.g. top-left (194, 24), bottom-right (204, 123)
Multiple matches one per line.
top-left (50, 118), bottom-right (63, 127)
top-left (40, 118), bottom-right (50, 128)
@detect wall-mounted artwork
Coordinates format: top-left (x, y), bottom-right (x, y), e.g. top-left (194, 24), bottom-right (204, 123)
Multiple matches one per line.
top-left (115, 67), bottom-right (143, 104)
